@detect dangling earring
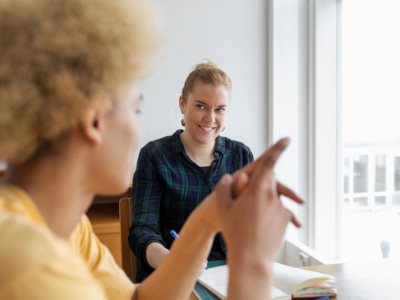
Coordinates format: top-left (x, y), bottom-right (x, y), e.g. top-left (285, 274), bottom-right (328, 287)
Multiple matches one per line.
top-left (181, 118), bottom-right (186, 127)
top-left (222, 126), bottom-right (225, 132)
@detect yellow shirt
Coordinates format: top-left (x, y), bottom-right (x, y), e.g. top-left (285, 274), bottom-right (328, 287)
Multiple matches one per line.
top-left (0, 184), bottom-right (135, 300)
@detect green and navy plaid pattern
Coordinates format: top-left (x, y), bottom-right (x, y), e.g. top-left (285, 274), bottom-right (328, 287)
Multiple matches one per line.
top-left (128, 129), bottom-right (253, 282)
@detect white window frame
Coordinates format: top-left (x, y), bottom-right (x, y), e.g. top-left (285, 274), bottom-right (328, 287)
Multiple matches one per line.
top-left (310, 0), bottom-right (341, 260)
top-left (268, 0), bottom-right (341, 261)
top-left (343, 146), bottom-right (400, 212)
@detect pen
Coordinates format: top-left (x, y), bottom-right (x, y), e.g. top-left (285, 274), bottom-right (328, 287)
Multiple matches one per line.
top-left (170, 229), bottom-right (179, 240)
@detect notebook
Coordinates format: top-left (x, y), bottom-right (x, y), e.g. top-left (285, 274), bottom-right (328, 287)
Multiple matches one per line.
top-left (197, 263), bottom-right (336, 299)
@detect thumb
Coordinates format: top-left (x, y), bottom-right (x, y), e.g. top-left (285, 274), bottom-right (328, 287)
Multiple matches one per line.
top-left (231, 171), bottom-right (250, 199)
top-left (214, 174), bottom-right (234, 209)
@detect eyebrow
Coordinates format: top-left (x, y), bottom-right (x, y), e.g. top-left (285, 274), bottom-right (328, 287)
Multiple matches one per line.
top-left (194, 100), bottom-right (227, 108)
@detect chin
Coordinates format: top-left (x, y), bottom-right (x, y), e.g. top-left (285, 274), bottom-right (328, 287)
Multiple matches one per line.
top-left (201, 133), bottom-right (218, 143)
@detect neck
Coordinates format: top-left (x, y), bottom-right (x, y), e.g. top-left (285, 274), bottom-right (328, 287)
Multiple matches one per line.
top-left (180, 131), bottom-right (216, 167)
top-left (3, 150), bottom-right (94, 239)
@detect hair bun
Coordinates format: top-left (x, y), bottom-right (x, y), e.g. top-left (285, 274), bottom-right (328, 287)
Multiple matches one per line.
top-left (194, 59), bottom-right (217, 70)
top-left (181, 59), bottom-right (232, 103)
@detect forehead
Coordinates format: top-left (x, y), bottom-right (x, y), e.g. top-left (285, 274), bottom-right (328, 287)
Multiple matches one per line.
top-left (116, 84), bottom-right (141, 103)
top-left (189, 82), bottom-right (230, 103)
top-left (110, 84), bottom-right (141, 112)
top-left (123, 84), bottom-right (140, 100)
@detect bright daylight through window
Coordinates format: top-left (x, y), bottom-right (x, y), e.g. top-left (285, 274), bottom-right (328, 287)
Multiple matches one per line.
top-left (341, 0), bottom-right (400, 261)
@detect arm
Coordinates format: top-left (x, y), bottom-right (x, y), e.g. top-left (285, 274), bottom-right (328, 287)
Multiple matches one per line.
top-left (134, 138), bottom-right (303, 300)
top-left (134, 206), bottom-right (216, 300)
top-left (145, 242), bottom-right (170, 269)
top-left (129, 147), bottom-right (168, 277)
top-left (224, 138), bottom-right (297, 299)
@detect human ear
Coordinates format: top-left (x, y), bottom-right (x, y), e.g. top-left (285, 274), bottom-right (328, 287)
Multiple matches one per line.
top-left (80, 109), bottom-right (103, 146)
top-left (179, 96), bottom-right (185, 114)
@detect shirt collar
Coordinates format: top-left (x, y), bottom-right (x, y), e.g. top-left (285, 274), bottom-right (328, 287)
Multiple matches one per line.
top-left (171, 129), bottom-right (186, 155)
top-left (214, 134), bottom-right (225, 159)
top-left (171, 129), bottom-right (226, 158)
top-left (0, 184), bottom-right (47, 227)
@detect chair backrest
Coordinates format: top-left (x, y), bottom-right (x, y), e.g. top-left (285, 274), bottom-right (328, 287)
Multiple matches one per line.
top-left (119, 197), bottom-right (137, 282)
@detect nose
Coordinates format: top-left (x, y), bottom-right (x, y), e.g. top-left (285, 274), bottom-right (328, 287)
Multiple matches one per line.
top-left (203, 110), bottom-right (215, 122)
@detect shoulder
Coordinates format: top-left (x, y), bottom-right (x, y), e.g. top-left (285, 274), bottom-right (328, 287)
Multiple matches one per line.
top-left (0, 212), bottom-right (107, 299)
top-left (139, 130), bottom-right (183, 158)
top-left (141, 136), bottom-right (170, 153)
top-left (68, 214), bottom-right (95, 249)
top-left (0, 186), bottom-right (65, 264)
top-left (219, 135), bottom-right (253, 155)
top-left (69, 215), bottom-right (136, 299)
top-left (0, 211), bottom-right (77, 268)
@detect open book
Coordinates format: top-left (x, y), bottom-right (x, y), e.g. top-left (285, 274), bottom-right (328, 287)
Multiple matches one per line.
top-left (197, 263), bottom-right (336, 299)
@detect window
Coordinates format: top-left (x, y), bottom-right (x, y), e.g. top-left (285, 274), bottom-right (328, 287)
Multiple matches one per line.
top-left (270, 0), bottom-right (400, 264)
top-left (340, 0), bottom-right (400, 261)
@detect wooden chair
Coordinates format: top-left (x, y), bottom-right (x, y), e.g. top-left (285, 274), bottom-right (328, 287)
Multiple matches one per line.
top-left (119, 197), bottom-right (200, 300)
top-left (119, 197), bottom-right (137, 282)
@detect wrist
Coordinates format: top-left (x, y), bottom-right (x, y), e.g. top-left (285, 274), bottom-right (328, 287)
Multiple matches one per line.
top-left (188, 201), bottom-right (218, 237)
top-left (227, 250), bottom-right (273, 299)
top-left (228, 250), bottom-right (273, 276)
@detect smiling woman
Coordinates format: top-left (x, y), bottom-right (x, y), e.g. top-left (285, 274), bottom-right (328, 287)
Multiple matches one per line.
top-left (179, 83), bottom-right (230, 157)
top-left (128, 61), bottom-right (254, 282)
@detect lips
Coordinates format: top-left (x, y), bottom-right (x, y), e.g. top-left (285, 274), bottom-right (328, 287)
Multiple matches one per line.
top-left (199, 125), bottom-right (215, 131)
top-left (198, 125), bottom-right (216, 132)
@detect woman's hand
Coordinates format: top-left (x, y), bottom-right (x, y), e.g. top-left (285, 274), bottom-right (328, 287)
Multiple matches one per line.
top-left (199, 259), bottom-right (208, 276)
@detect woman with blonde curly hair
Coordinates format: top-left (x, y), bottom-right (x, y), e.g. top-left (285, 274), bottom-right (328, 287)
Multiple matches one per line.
top-left (0, 0), bottom-right (302, 299)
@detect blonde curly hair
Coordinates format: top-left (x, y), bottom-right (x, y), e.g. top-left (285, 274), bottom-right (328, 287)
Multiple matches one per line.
top-left (0, 0), bottom-right (160, 164)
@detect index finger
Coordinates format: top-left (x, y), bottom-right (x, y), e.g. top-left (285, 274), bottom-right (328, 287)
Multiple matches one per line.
top-left (246, 137), bottom-right (291, 192)
top-left (231, 138), bottom-right (289, 198)
top-left (234, 138), bottom-right (290, 179)
top-left (277, 182), bottom-right (304, 204)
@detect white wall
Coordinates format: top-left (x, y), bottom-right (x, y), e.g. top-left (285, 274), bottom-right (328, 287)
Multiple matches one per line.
top-left (135, 0), bottom-right (269, 159)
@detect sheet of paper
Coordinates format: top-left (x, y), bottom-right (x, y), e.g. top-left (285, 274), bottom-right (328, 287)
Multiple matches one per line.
top-left (198, 265), bottom-right (229, 299)
top-left (270, 286), bottom-right (290, 300)
top-left (198, 265), bottom-right (290, 300)
top-left (273, 263), bottom-right (334, 293)
top-left (198, 263), bottom-right (335, 299)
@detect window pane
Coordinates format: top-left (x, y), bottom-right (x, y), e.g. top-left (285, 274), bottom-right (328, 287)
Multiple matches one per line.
top-left (374, 196), bottom-right (386, 207)
top-left (343, 157), bottom-right (350, 194)
top-left (341, 0), bottom-right (400, 262)
top-left (343, 198), bottom-right (350, 210)
top-left (353, 155), bottom-right (368, 193)
top-left (395, 157), bottom-right (400, 191)
top-left (375, 155), bottom-right (386, 192)
top-left (392, 194), bottom-right (400, 207)
top-left (353, 197), bottom-right (368, 209)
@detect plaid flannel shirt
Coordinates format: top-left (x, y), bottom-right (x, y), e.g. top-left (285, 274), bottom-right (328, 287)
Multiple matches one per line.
top-left (128, 130), bottom-right (253, 282)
